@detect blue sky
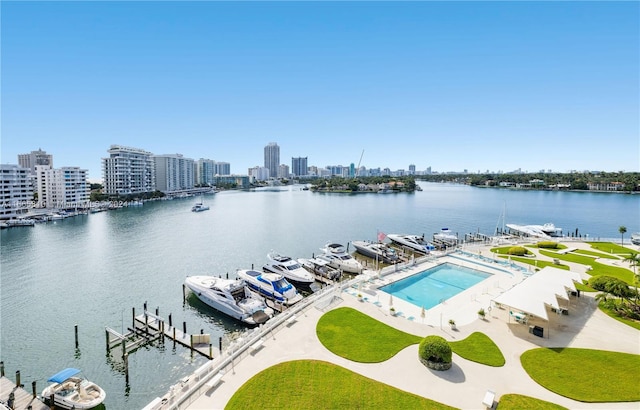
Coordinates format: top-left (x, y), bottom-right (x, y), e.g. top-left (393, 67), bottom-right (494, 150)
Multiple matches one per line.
top-left (2, 1), bottom-right (638, 180)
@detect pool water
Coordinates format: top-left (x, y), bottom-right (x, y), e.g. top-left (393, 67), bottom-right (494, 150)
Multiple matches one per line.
top-left (380, 263), bottom-right (491, 309)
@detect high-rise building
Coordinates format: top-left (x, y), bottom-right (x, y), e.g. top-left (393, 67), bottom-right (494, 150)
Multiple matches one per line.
top-left (277, 164), bottom-right (290, 179)
top-left (249, 166), bottom-right (270, 181)
top-left (36, 165), bottom-right (89, 209)
top-left (409, 164), bottom-right (416, 175)
top-left (264, 142), bottom-right (280, 179)
top-left (0, 164), bottom-right (33, 219)
top-left (291, 157), bottom-right (308, 177)
top-left (102, 145), bottom-right (155, 196)
top-left (196, 158), bottom-right (216, 185)
top-left (154, 154), bottom-right (195, 193)
top-left (18, 148), bottom-right (53, 174)
top-left (214, 162), bottom-right (231, 176)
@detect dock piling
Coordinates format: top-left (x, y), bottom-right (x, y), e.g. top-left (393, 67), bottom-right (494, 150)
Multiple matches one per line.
top-left (74, 324), bottom-right (79, 348)
top-left (32, 380), bottom-right (36, 398)
top-left (0, 361), bottom-right (4, 377)
top-left (168, 313), bottom-right (172, 327)
top-left (183, 322), bottom-right (187, 334)
top-left (219, 337), bottom-right (222, 352)
top-left (15, 370), bottom-right (20, 387)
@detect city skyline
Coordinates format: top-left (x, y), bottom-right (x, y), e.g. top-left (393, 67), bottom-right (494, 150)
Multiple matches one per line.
top-left (2, 2), bottom-right (638, 179)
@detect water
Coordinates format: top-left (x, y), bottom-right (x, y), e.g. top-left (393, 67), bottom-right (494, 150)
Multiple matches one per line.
top-left (379, 263), bottom-right (491, 309)
top-left (1, 182), bottom-right (638, 409)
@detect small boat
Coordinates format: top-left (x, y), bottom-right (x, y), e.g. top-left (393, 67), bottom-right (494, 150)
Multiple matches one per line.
top-left (351, 240), bottom-right (399, 264)
top-left (297, 257), bottom-right (342, 281)
top-left (631, 233), bottom-right (640, 246)
top-left (236, 269), bottom-right (303, 305)
top-left (184, 276), bottom-right (273, 325)
top-left (317, 243), bottom-right (363, 274)
top-left (263, 251), bottom-right (315, 287)
top-left (191, 202), bottom-right (210, 212)
top-left (41, 368), bottom-right (106, 410)
top-left (387, 234), bottom-right (434, 254)
top-left (541, 223), bottom-right (562, 237)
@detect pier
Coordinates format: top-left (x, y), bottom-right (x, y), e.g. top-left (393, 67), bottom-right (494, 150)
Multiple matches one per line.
top-left (0, 365), bottom-right (50, 410)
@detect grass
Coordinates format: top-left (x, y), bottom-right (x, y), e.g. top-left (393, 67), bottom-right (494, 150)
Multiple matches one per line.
top-left (573, 249), bottom-right (619, 259)
top-left (586, 241), bottom-right (635, 255)
top-left (520, 348), bottom-right (640, 402)
top-left (497, 394), bottom-right (567, 410)
top-left (225, 360), bottom-right (456, 410)
top-left (316, 307), bottom-right (421, 362)
top-left (449, 332), bottom-right (505, 367)
top-left (538, 249), bottom-right (634, 284)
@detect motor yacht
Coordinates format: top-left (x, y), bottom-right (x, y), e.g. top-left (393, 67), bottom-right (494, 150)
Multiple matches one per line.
top-left (236, 270), bottom-right (303, 305)
top-left (184, 276), bottom-right (273, 325)
top-left (317, 243), bottom-right (363, 274)
top-left (351, 240), bottom-right (399, 264)
top-left (191, 202), bottom-right (210, 212)
top-left (631, 233), bottom-right (640, 246)
top-left (297, 257), bottom-right (342, 281)
top-left (263, 251), bottom-right (315, 287)
top-left (386, 234), bottom-right (434, 254)
top-left (433, 228), bottom-right (458, 247)
top-left (41, 368), bottom-right (106, 410)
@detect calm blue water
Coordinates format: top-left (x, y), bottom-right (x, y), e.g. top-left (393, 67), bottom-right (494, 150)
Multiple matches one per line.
top-left (1, 182), bottom-right (638, 409)
top-left (380, 263), bottom-right (491, 309)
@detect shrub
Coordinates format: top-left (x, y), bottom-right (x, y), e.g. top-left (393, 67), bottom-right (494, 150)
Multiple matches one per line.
top-left (508, 246), bottom-right (527, 256)
top-left (537, 241), bottom-right (559, 249)
top-left (418, 335), bottom-right (452, 364)
top-left (589, 276), bottom-right (634, 298)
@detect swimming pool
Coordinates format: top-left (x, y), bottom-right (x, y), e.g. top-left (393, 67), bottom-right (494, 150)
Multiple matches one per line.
top-left (380, 263), bottom-right (491, 309)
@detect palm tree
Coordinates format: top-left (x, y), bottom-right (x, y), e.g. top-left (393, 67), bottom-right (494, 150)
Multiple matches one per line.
top-left (619, 226), bottom-right (627, 246)
top-left (623, 251), bottom-right (640, 306)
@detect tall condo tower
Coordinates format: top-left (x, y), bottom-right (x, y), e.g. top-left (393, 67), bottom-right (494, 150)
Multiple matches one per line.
top-left (18, 148), bottom-right (53, 174)
top-left (292, 157), bottom-right (308, 177)
top-left (264, 142), bottom-right (280, 179)
top-left (102, 145), bottom-right (155, 196)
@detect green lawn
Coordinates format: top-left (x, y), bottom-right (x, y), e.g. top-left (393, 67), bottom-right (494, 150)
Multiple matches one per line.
top-left (449, 332), bottom-right (505, 367)
top-left (497, 394), bottom-right (567, 410)
top-left (225, 360), bottom-right (456, 410)
top-left (586, 242), bottom-right (635, 255)
top-left (520, 348), bottom-right (640, 402)
top-left (573, 249), bottom-right (619, 259)
top-left (538, 249), bottom-right (634, 284)
top-left (316, 307), bottom-right (421, 362)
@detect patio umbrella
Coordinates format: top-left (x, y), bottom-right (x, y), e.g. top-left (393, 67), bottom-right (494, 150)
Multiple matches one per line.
top-left (421, 306), bottom-right (426, 322)
top-left (389, 294), bottom-right (393, 307)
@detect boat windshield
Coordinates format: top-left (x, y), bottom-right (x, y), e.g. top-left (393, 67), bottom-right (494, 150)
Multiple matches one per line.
top-left (338, 255), bottom-right (352, 260)
top-left (272, 278), bottom-right (292, 292)
top-left (287, 263), bottom-right (302, 270)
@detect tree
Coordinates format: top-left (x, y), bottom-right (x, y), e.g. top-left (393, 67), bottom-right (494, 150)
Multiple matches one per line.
top-left (619, 226), bottom-right (627, 246)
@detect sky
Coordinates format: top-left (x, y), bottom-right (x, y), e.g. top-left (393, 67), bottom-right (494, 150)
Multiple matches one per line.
top-left (1, 1), bottom-right (639, 180)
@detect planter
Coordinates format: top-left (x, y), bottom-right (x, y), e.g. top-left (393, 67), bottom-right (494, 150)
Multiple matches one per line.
top-left (390, 309), bottom-right (397, 316)
top-left (450, 324), bottom-right (456, 330)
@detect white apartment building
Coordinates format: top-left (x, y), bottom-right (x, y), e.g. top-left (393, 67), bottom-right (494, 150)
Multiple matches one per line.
top-left (35, 165), bottom-right (89, 209)
top-left (154, 154), bottom-right (195, 193)
top-left (0, 164), bottom-right (33, 220)
top-left (277, 164), bottom-right (290, 179)
top-left (102, 145), bottom-right (155, 196)
top-left (249, 166), bottom-right (270, 182)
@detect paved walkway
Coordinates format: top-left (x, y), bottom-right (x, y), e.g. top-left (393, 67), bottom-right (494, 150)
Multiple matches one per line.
top-left (187, 242), bottom-right (640, 410)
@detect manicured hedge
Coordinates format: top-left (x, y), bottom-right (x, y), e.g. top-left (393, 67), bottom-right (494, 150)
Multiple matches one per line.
top-left (418, 335), bottom-right (452, 363)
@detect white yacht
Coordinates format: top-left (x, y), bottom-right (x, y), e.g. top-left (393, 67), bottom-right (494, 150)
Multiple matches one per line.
top-left (236, 269), bottom-right (303, 305)
top-left (297, 257), bottom-right (342, 281)
top-left (386, 234), bottom-right (434, 254)
top-left (191, 202), bottom-right (210, 212)
top-left (631, 233), bottom-right (640, 246)
top-left (351, 240), bottom-right (399, 264)
top-left (184, 276), bottom-right (273, 325)
top-left (263, 251), bottom-right (315, 287)
top-left (41, 368), bottom-right (106, 410)
top-left (317, 243), bottom-right (363, 274)
top-left (433, 228), bottom-right (458, 247)
top-left (541, 223), bottom-right (562, 237)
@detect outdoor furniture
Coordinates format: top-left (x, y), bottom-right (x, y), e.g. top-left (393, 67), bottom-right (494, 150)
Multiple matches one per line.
top-left (482, 389), bottom-right (496, 408)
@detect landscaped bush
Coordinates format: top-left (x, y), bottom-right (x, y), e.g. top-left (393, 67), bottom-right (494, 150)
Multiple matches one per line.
top-left (588, 275), bottom-right (634, 298)
top-left (507, 246), bottom-right (527, 256)
top-left (537, 241), bottom-right (559, 249)
top-left (418, 335), bottom-right (452, 370)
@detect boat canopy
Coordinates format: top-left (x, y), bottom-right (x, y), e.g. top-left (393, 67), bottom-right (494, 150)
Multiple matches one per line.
top-left (48, 368), bottom-right (81, 383)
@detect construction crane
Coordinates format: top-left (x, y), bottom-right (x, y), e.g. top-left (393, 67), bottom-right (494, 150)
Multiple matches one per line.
top-left (355, 150), bottom-right (364, 177)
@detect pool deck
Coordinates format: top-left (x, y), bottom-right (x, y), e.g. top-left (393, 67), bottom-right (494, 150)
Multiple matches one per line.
top-left (186, 241), bottom-right (640, 410)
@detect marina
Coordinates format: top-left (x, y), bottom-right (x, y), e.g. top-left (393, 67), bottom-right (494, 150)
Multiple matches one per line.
top-left (1, 182), bottom-right (637, 409)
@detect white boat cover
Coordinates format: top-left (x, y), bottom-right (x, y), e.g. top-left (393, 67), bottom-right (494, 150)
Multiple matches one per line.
top-left (492, 267), bottom-right (582, 321)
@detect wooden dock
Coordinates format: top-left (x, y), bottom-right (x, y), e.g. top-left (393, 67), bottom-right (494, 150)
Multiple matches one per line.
top-left (0, 376), bottom-right (50, 410)
top-left (133, 312), bottom-right (218, 359)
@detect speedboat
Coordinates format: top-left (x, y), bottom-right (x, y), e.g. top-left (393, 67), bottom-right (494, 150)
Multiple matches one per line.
top-left (351, 240), bottom-right (399, 264)
top-left (184, 276), bottom-right (274, 325)
top-left (387, 234), bottom-right (434, 254)
top-left (41, 368), bottom-right (106, 410)
top-left (631, 233), bottom-right (640, 246)
top-left (317, 243), bottom-right (363, 274)
top-left (433, 228), bottom-right (458, 247)
top-left (297, 257), bottom-right (342, 281)
top-left (236, 269), bottom-right (303, 305)
top-left (263, 251), bottom-right (315, 287)
top-left (191, 202), bottom-right (210, 212)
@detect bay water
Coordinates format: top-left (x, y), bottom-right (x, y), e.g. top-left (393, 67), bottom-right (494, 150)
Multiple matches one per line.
top-left (1, 182), bottom-right (638, 409)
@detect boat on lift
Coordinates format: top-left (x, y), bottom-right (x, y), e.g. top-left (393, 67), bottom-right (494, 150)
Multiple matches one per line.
top-left (297, 256), bottom-right (342, 281)
top-left (236, 269), bottom-right (303, 305)
top-left (317, 242), bottom-right (364, 274)
top-left (263, 251), bottom-right (315, 287)
top-left (351, 240), bottom-right (399, 264)
top-left (41, 368), bottom-right (106, 410)
top-left (184, 276), bottom-right (273, 325)
top-left (387, 234), bottom-right (434, 254)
